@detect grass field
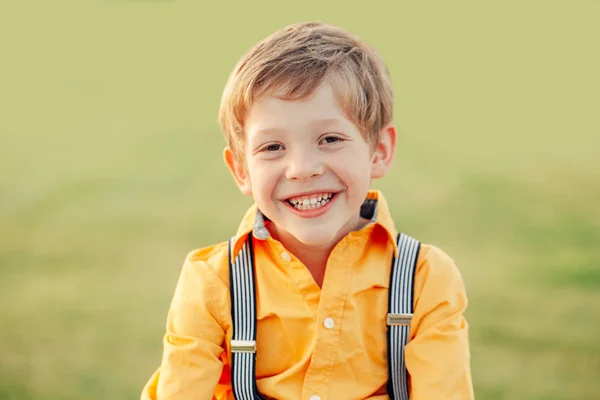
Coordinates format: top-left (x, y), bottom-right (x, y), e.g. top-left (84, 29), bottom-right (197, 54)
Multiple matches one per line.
top-left (1, 1), bottom-right (599, 399)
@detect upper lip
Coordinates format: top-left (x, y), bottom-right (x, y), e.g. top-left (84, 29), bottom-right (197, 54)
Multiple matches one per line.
top-left (282, 190), bottom-right (339, 200)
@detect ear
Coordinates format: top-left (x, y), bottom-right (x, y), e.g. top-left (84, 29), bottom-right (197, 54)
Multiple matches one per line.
top-left (370, 124), bottom-right (397, 179)
top-left (224, 147), bottom-right (253, 196)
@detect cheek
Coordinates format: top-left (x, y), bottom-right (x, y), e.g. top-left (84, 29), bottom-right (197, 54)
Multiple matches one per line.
top-left (332, 150), bottom-right (372, 183)
top-left (248, 161), bottom-right (280, 198)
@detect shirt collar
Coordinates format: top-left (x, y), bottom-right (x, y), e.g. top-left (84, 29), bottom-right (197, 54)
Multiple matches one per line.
top-left (231, 190), bottom-right (398, 259)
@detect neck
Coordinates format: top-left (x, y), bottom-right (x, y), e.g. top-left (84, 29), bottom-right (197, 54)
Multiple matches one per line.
top-left (267, 217), bottom-right (371, 287)
top-left (270, 226), bottom-right (334, 273)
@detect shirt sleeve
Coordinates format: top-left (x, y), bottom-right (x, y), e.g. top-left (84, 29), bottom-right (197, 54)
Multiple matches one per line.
top-left (141, 251), bottom-right (231, 400)
top-left (404, 245), bottom-right (474, 400)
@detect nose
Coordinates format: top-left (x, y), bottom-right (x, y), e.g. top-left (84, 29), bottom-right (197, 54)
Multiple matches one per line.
top-left (285, 147), bottom-right (324, 181)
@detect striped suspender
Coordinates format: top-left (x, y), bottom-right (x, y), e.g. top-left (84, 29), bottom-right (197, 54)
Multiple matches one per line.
top-left (228, 234), bottom-right (264, 400)
top-left (387, 233), bottom-right (421, 400)
top-left (228, 232), bottom-right (420, 400)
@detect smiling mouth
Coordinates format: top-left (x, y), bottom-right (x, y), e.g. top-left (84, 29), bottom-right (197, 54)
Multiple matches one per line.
top-left (286, 192), bottom-right (336, 211)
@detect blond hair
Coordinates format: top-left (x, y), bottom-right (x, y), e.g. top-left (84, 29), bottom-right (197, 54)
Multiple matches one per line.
top-left (219, 21), bottom-right (394, 159)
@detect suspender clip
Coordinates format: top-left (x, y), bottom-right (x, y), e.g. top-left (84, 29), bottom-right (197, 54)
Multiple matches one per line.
top-left (387, 313), bottom-right (413, 326)
top-left (231, 339), bottom-right (256, 353)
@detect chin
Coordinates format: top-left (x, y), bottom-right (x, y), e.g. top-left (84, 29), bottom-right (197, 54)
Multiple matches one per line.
top-left (288, 228), bottom-right (338, 247)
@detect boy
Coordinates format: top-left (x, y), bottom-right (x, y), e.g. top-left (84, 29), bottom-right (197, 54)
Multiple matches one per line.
top-left (142, 21), bottom-right (473, 399)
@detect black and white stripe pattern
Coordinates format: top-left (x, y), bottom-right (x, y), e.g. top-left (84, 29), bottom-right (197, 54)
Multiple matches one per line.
top-left (387, 233), bottom-right (421, 400)
top-left (228, 235), bottom-right (264, 400)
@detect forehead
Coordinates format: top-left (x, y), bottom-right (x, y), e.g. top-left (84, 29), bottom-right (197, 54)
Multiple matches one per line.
top-left (244, 82), bottom-right (352, 136)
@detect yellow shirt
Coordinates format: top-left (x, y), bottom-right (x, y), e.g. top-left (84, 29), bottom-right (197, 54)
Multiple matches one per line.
top-left (142, 191), bottom-right (474, 400)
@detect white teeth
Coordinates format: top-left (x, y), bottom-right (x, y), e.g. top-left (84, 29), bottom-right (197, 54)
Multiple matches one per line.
top-left (286, 192), bottom-right (335, 211)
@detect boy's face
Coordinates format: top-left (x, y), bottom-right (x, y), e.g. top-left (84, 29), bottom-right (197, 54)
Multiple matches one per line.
top-left (225, 82), bottom-right (396, 248)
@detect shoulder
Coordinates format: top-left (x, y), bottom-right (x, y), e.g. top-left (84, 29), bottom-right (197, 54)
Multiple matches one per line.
top-left (169, 241), bottom-right (232, 327)
top-left (413, 243), bottom-right (468, 309)
top-left (415, 243), bottom-right (460, 277)
top-left (166, 241), bottom-right (233, 334)
top-left (187, 240), bottom-right (229, 267)
top-left (178, 240), bottom-right (231, 291)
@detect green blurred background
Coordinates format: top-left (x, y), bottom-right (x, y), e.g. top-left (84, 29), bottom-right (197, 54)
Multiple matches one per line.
top-left (1, 1), bottom-right (599, 399)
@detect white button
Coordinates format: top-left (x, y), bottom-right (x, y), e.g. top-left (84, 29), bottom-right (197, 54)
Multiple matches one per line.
top-left (310, 396), bottom-right (321, 400)
top-left (281, 252), bottom-right (291, 261)
top-left (323, 317), bottom-right (335, 329)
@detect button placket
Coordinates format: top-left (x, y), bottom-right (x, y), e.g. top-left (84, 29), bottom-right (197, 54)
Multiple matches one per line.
top-left (302, 247), bottom-right (354, 400)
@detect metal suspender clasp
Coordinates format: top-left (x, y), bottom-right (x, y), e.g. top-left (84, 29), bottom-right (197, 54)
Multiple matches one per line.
top-left (231, 339), bottom-right (256, 353)
top-left (387, 313), bottom-right (413, 326)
